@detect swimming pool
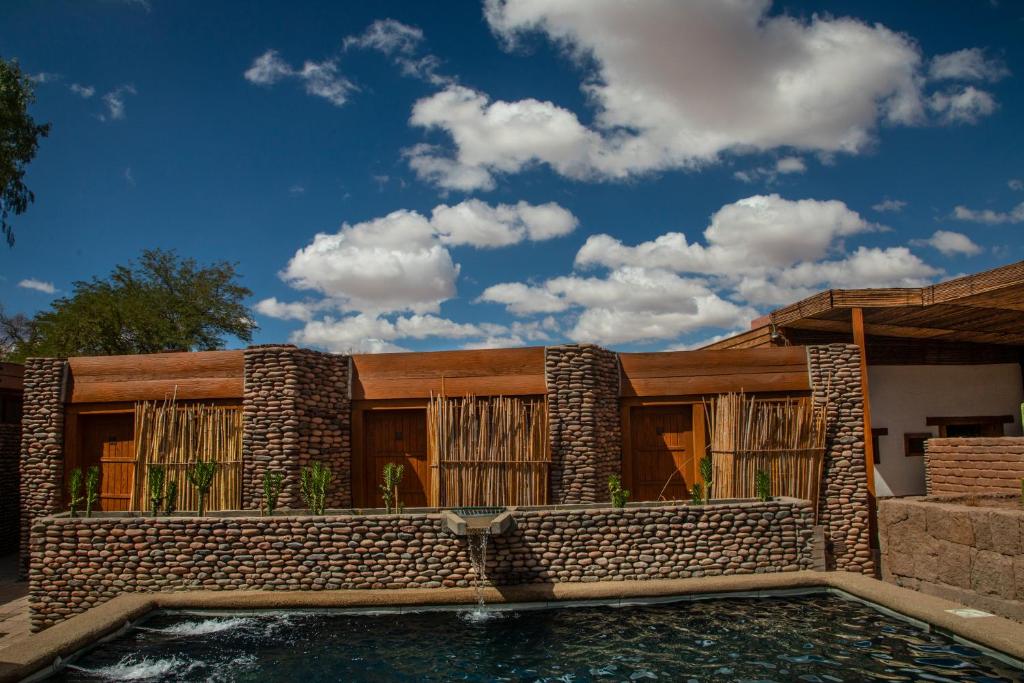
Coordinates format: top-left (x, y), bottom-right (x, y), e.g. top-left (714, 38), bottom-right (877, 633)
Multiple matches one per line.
top-left (47, 593), bottom-right (1023, 681)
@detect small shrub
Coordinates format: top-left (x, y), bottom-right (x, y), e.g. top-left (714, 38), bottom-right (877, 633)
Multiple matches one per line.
top-left (699, 454), bottom-right (713, 501)
top-left (608, 474), bottom-right (630, 508)
top-left (186, 460), bottom-right (218, 516)
top-left (300, 461), bottom-right (332, 515)
top-left (690, 481), bottom-right (705, 506)
top-left (148, 465), bottom-right (166, 515)
top-left (85, 466), bottom-right (100, 517)
top-left (379, 463), bottom-right (404, 513)
top-left (755, 469), bottom-right (772, 502)
top-left (262, 470), bottom-right (284, 516)
top-left (164, 480), bottom-right (178, 516)
top-left (68, 468), bottom-right (83, 517)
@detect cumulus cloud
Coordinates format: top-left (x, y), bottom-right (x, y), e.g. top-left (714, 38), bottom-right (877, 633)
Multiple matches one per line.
top-left (911, 230), bottom-right (982, 256)
top-left (431, 199), bottom-right (577, 247)
top-left (872, 199), bottom-right (907, 213)
top-left (481, 194), bottom-right (941, 344)
top-left (18, 278), bottom-right (56, 294)
top-left (952, 202), bottom-right (1024, 225)
top-left (100, 84), bottom-right (135, 121)
top-left (69, 83), bottom-right (95, 98)
top-left (406, 1), bottom-right (997, 190)
top-left (244, 50), bottom-right (355, 106)
top-left (929, 48), bottom-right (1010, 82)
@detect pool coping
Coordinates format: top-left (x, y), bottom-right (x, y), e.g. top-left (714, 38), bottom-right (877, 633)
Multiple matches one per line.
top-left (4, 571), bottom-right (1023, 681)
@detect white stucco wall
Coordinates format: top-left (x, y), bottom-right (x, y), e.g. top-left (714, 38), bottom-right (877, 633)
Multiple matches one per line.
top-left (868, 363), bottom-right (1023, 497)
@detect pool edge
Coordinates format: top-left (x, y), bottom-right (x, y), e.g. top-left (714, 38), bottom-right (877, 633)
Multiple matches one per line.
top-left (4, 572), bottom-right (1023, 681)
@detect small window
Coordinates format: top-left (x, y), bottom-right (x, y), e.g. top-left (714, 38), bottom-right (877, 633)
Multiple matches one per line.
top-left (871, 428), bottom-right (888, 464)
top-left (926, 415), bottom-right (1011, 438)
top-left (904, 433), bottom-right (930, 458)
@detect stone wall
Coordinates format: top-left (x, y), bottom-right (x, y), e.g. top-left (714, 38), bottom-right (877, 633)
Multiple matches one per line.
top-left (807, 344), bottom-right (873, 575)
top-left (878, 495), bottom-right (1024, 622)
top-left (0, 423), bottom-right (20, 553)
top-left (926, 437), bottom-right (1024, 496)
top-left (19, 358), bottom-right (66, 578)
top-left (29, 498), bottom-right (814, 630)
top-left (545, 344), bottom-right (621, 504)
top-left (242, 345), bottom-right (351, 510)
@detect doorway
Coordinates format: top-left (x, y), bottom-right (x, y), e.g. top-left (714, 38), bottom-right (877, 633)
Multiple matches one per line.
top-left (628, 406), bottom-right (697, 501)
top-left (74, 413), bottom-right (135, 512)
top-left (360, 409), bottom-right (430, 507)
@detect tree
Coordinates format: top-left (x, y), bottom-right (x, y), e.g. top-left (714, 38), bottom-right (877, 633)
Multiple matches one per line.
top-left (9, 249), bottom-right (257, 359)
top-left (1, 57), bottom-right (51, 246)
top-left (0, 304), bottom-right (34, 360)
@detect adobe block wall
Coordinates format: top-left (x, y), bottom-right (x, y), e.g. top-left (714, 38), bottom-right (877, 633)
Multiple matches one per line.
top-left (926, 437), bottom-right (1024, 496)
top-left (807, 344), bottom-right (874, 575)
top-left (878, 495), bottom-right (1024, 622)
top-left (18, 358), bottom-right (67, 578)
top-left (29, 497), bottom-right (815, 630)
top-left (0, 423), bottom-right (21, 553)
top-left (545, 344), bottom-right (621, 504)
top-left (242, 345), bottom-right (351, 510)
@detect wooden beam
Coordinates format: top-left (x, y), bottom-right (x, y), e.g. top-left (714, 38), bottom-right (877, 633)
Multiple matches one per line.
top-left (851, 308), bottom-right (876, 499)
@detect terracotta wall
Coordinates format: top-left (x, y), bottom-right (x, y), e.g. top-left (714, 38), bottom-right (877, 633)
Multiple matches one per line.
top-left (926, 437), bottom-right (1024, 496)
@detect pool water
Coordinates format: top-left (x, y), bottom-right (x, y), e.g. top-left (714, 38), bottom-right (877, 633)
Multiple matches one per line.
top-left (50, 594), bottom-right (1022, 682)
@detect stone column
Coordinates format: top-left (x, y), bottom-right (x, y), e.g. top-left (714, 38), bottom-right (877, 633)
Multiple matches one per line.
top-left (19, 358), bottom-right (67, 578)
top-left (242, 345), bottom-right (351, 510)
top-left (544, 344), bottom-right (621, 504)
top-left (807, 343), bottom-right (874, 575)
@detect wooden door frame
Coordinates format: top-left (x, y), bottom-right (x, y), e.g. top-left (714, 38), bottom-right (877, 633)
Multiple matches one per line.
top-left (351, 399), bottom-right (430, 507)
top-left (620, 397), bottom-right (706, 498)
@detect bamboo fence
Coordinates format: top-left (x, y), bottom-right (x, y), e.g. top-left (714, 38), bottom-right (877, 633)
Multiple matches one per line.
top-left (427, 394), bottom-right (549, 507)
top-left (130, 398), bottom-right (242, 512)
top-left (706, 392), bottom-right (827, 514)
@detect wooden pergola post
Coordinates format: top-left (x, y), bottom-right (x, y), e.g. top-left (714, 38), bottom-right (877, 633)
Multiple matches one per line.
top-left (851, 308), bottom-right (876, 497)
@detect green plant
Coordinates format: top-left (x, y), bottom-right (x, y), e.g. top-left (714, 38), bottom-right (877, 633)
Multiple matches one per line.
top-left (262, 470), bottom-right (284, 516)
top-left (699, 454), bottom-right (713, 501)
top-left (690, 481), bottom-right (705, 506)
top-left (148, 465), bottom-right (166, 515)
top-left (164, 480), bottom-right (178, 516)
top-left (379, 463), bottom-right (404, 513)
top-left (186, 460), bottom-right (218, 516)
top-left (608, 474), bottom-right (630, 508)
top-left (755, 469), bottom-right (772, 502)
top-left (67, 468), bottom-right (83, 517)
top-left (300, 461), bottom-right (332, 515)
top-left (84, 465), bottom-right (100, 517)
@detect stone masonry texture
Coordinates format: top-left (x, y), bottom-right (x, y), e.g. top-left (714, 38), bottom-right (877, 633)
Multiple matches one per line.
top-left (925, 437), bottom-right (1024, 496)
top-left (878, 495), bottom-right (1024, 622)
top-left (0, 423), bottom-right (21, 553)
top-left (18, 358), bottom-right (67, 579)
top-left (807, 344), bottom-right (874, 575)
top-left (545, 344), bottom-right (621, 504)
top-left (242, 345), bottom-right (351, 511)
top-left (29, 498), bottom-right (814, 630)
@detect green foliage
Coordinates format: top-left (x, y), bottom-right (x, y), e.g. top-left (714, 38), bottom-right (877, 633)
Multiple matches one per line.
top-left (148, 465), bottom-right (166, 515)
top-left (690, 481), bottom-right (705, 506)
top-left (300, 461), bottom-right (332, 515)
top-left (0, 58), bottom-right (51, 247)
top-left (67, 468), bottom-right (83, 517)
top-left (755, 469), bottom-right (772, 502)
top-left (379, 462), bottom-right (404, 514)
top-left (699, 454), bottom-right (713, 501)
top-left (7, 249), bottom-right (255, 360)
top-left (186, 460), bottom-right (218, 516)
top-left (262, 470), bottom-right (284, 516)
top-left (84, 466), bottom-right (100, 517)
top-left (608, 474), bottom-right (630, 508)
top-left (164, 480), bottom-right (178, 516)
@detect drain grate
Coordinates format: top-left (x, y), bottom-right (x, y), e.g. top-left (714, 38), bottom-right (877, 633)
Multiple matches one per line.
top-left (451, 506), bottom-right (505, 517)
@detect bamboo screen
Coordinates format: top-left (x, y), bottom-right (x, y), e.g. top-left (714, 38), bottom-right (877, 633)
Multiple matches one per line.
top-left (427, 394), bottom-right (550, 507)
top-left (130, 399), bottom-right (242, 511)
top-left (707, 393), bottom-right (827, 512)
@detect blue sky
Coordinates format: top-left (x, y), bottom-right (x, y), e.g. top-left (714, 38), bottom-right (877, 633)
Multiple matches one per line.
top-left (1, 0), bottom-right (1022, 353)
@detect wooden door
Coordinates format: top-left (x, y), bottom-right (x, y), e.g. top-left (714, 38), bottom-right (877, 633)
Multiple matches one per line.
top-left (362, 409), bottom-right (430, 508)
top-left (78, 414), bottom-right (135, 511)
top-left (630, 406), bottom-right (695, 501)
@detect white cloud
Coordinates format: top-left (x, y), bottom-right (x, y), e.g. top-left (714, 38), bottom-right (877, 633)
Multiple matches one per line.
top-left (288, 184), bottom-right (305, 196)
top-left (244, 50), bottom-right (355, 107)
top-left (290, 313), bottom-right (498, 354)
top-left (431, 199), bottom-right (577, 247)
top-left (69, 83), bottom-right (95, 98)
top-left (124, 167), bottom-right (135, 186)
top-left (1009, 179), bottom-right (1023, 191)
top-left (872, 198), bottom-right (907, 213)
top-left (100, 84), bottom-right (136, 121)
top-left (29, 72), bottom-right (61, 84)
top-left (255, 297), bottom-right (323, 322)
top-left (928, 86), bottom-right (997, 124)
top-left (407, 1), bottom-right (993, 190)
top-left (345, 19), bottom-right (452, 86)
top-left (775, 157), bottom-right (807, 174)
top-left (477, 282), bottom-right (570, 315)
top-left (911, 230), bottom-right (982, 256)
top-left (952, 202), bottom-right (1024, 225)
top-left (18, 278), bottom-right (56, 294)
top-left (929, 48), bottom-right (1010, 82)
top-left (734, 156), bottom-right (807, 184)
